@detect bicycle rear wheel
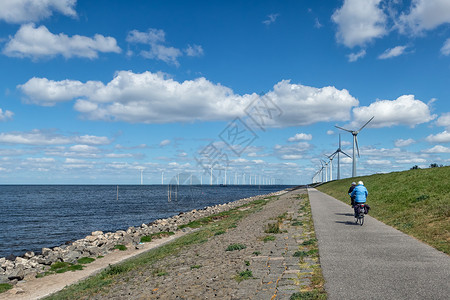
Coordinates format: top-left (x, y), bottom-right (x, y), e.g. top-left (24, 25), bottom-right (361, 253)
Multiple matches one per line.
top-left (358, 215), bottom-right (364, 226)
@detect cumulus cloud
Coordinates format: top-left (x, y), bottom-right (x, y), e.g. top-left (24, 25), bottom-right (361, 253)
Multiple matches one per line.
top-left (442, 39), bottom-right (450, 56)
top-left (347, 49), bottom-right (366, 62)
top-left (185, 44), bottom-right (204, 57)
top-left (0, 0), bottom-right (77, 24)
top-left (423, 145), bottom-right (450, 153)
top-left (159, 139), bottom-right (171, 147)
top-left (0, 108), bottom-right (14, 121)
top-left (426, 130), bottom-right (450, 143)
top-left (263, 13), bottom-right (280, 25)
top-left (397, 0), bottom-right (450, 34)
top-left (332, 0), bottom-right (387, 48)
top-left (351, 95), bottom-right (436, 128)
top-left (126, 28), bottom-right (199, 65)
top-left (436, 112), bottom-right (450, 127)
top-left (366, 159), bottom-right (391, 165)
top-left (394, 138), bottom-right (415, 147)
top-left (0, 129), bottom-right (110, 145)
top-left (288, 133), bottom-right (312, 142)
top-left (19, 71), bottom-right (359, 126)
top-left (378, 45), bottom-right (408, 59)
top-left (3, 23), bottom-right (121, 60)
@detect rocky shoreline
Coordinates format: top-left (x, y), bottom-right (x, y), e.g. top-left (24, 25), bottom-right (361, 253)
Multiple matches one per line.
top-left (0, 190), bottom-right (287, 286)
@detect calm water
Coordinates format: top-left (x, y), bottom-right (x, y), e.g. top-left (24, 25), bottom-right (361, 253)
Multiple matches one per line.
top-left (0, 185), bottom-right (291, 257)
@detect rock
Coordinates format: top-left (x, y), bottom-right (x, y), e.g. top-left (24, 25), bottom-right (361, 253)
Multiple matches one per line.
top-left (41, 248), bottom-right (52, 256)
top-left (0, 274), bottom-right (9, 284)
top-left (7, 264), bottom-right (25, 280)
top-left (86, 246), bottom-right (101, 256)
top-left (62, 250), bottom-right (82, 263)
top-left (91, 230), bottom-right (103, 236)
top-left (85, 235), bottom-right (98, 242)
top-left (24, 251), bottom-right (35, 259)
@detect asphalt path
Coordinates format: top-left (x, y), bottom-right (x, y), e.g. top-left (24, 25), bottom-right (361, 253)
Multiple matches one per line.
top-left (308, 188), bottom-right (450, 300)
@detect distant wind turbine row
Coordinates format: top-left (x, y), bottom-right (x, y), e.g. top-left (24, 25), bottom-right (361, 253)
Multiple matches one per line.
top-left (313, 117), bottom-right (374, 183)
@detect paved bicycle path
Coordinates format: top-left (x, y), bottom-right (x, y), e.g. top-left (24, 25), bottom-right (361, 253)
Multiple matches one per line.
top-left (308, 188), bottom-right (450, 300)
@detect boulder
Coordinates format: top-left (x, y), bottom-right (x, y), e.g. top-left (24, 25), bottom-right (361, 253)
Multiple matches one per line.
top-left (0, 274), bottom-right (9, 284)
top-left (6, 264), bottom-right (24, 280)
top-left (24, 251), bottom-right (35, 259)
top-left (91, 230), bottom-right (103, 236)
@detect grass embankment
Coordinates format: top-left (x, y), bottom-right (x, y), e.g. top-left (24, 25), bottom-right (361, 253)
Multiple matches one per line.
top-left (44, 197), bottom-right (270, 299)
top-left (317, 166), bottom-right (450, 254)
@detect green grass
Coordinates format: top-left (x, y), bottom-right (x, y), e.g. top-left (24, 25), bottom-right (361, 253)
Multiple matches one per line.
top-left (190, 265), bottom-right (202, 269)
top-left (114, 245), bottom-right (127, 251)
top-left (0, 283), bottom-right (13, 293)
top-left (252, 251), bottom-right (261, 256)
top-left (317, 166), bottom-right (450, 254)
top-left (140, 236), bottom-right (152, 243)
top-left (264, 222), bottom-right (281, 234)
top-left (290, 290), bottom-right (327, 300)
top-left (262, 235), bottom-right (276, 242)
top-left (78, 257), bottom-right (95, 264)
top-left (214, 230), bottom-right (226, 236)
top-left (48, 261), bottom-right (84, 274)
top-left (43, 196), bottom-right (270, 299)
top-left (235, 270), bottom-right (253, 282)
top-left (226, 243), bottom-right (247, 251)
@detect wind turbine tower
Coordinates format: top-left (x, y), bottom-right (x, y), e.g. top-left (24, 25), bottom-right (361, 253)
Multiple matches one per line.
top-left (335, 116), bottom-right (374, 177)
top-left (328, 134), bottom-right (351, 180)
top-left (140, 169), bottom-right (143, 185)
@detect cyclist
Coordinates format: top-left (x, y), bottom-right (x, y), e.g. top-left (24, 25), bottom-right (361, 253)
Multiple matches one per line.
top-left (351, 181), bottom-right (368, 217)
top-left (348, 182), bottom-right (356, 207)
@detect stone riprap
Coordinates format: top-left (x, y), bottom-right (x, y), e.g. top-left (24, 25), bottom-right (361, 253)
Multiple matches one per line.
top-left (0, 190), bottom-right (286, 285)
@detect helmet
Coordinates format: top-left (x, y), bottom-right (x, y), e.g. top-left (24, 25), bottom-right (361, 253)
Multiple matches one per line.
top-left (351, 182), bottom-right (356, 186)
top-left (358, 181), bottom-right (364, 185)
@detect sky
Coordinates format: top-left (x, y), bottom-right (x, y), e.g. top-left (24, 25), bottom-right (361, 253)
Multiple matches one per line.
top-left (0, 0), bottom-right (449, 185)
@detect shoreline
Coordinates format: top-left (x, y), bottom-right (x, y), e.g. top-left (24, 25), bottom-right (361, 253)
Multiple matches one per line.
top-left (0, 189), bottom-right (289, 290)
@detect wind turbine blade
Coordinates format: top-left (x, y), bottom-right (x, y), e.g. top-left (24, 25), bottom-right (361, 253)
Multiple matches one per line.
top-left (358, 116), bottom-right (374, 132)
top-left (341, 150), bottom-right (352, 158)
top-left (355, 136), bottom-right (360, 157)
top-left (335, 125), bottom-right (353, 133)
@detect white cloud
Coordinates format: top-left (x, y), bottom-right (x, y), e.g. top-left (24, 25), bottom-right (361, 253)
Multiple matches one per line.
top-left (0, 0), bottom-right (76, 24)
top-left (3, 23), bottom-right (121, 60)
top-left (75, 135), bottom-right (110, 145)
top-left (394, 138), bottom-right (415, 147)
top-left (19, 71), bottom-right (359, 126)
top-left (69, 145), bottom-right (99, 152)
top-left (160, 139), bottom-right (171, 147)
top-left (426, 130), bottom-right (450, 143)
top-left (262, 13), bottom-right (280, 25)
top-left (332, 0), bottom-right (387, 48)
top-left (26, 157), bottom-right (55, 163)
top-left (327, 130), bottom-right (335, 135)
top-left (351, 95), bottom-right (436, 128)
top-left (423, 145), bottom-right (450, 153)
top-left (396, 158), bottom-right (426, 164)
top-left (281, 155), bottom-right (303, 160)
top-left (347, 49), bottom-right (366, 62)
top-left (366, 159), bottom-right (391, 165)
top-left (398, 0), bottom-right (450, 34)
top-left (127, 28), bottom-right (187, 65)
top-left (441, 39), bottom-right (450, 56)
top-left (378, 45), bottom-right (408, 59)
top-left (185, 44), bottom-right (204, 57)
top-left (436, 112), bottom-right (450, 127)
top-left (0, 108), bottom-right (14, 121)
top-left (288, 133), bottom-right (312, 142)
top-left (0, 129), bottom-right (109, 146)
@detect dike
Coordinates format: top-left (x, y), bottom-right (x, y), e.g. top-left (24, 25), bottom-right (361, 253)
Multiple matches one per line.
top-left (0, 190), bottom-right (287, 286)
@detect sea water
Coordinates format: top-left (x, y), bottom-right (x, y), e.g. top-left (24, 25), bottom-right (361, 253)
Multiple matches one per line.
top-left (0, 185), bottom-right (291, 257)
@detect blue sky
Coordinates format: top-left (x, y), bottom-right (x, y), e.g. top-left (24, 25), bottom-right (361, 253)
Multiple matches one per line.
top-left (0, 0), bottom-right (449, 184)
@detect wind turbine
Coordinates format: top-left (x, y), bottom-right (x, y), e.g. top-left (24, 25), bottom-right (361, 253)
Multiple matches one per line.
top-left (328, 134), bottom-right (351, 180)
top-left (335, 116), bottom-right (374, 177)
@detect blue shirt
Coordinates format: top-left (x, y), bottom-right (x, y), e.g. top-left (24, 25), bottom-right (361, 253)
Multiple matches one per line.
top-left (351, 185), bottom-right (368, 203)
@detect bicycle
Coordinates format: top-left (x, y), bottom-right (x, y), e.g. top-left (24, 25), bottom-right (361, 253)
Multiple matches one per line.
top-left (354, 203), bottom-right (365, 226)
